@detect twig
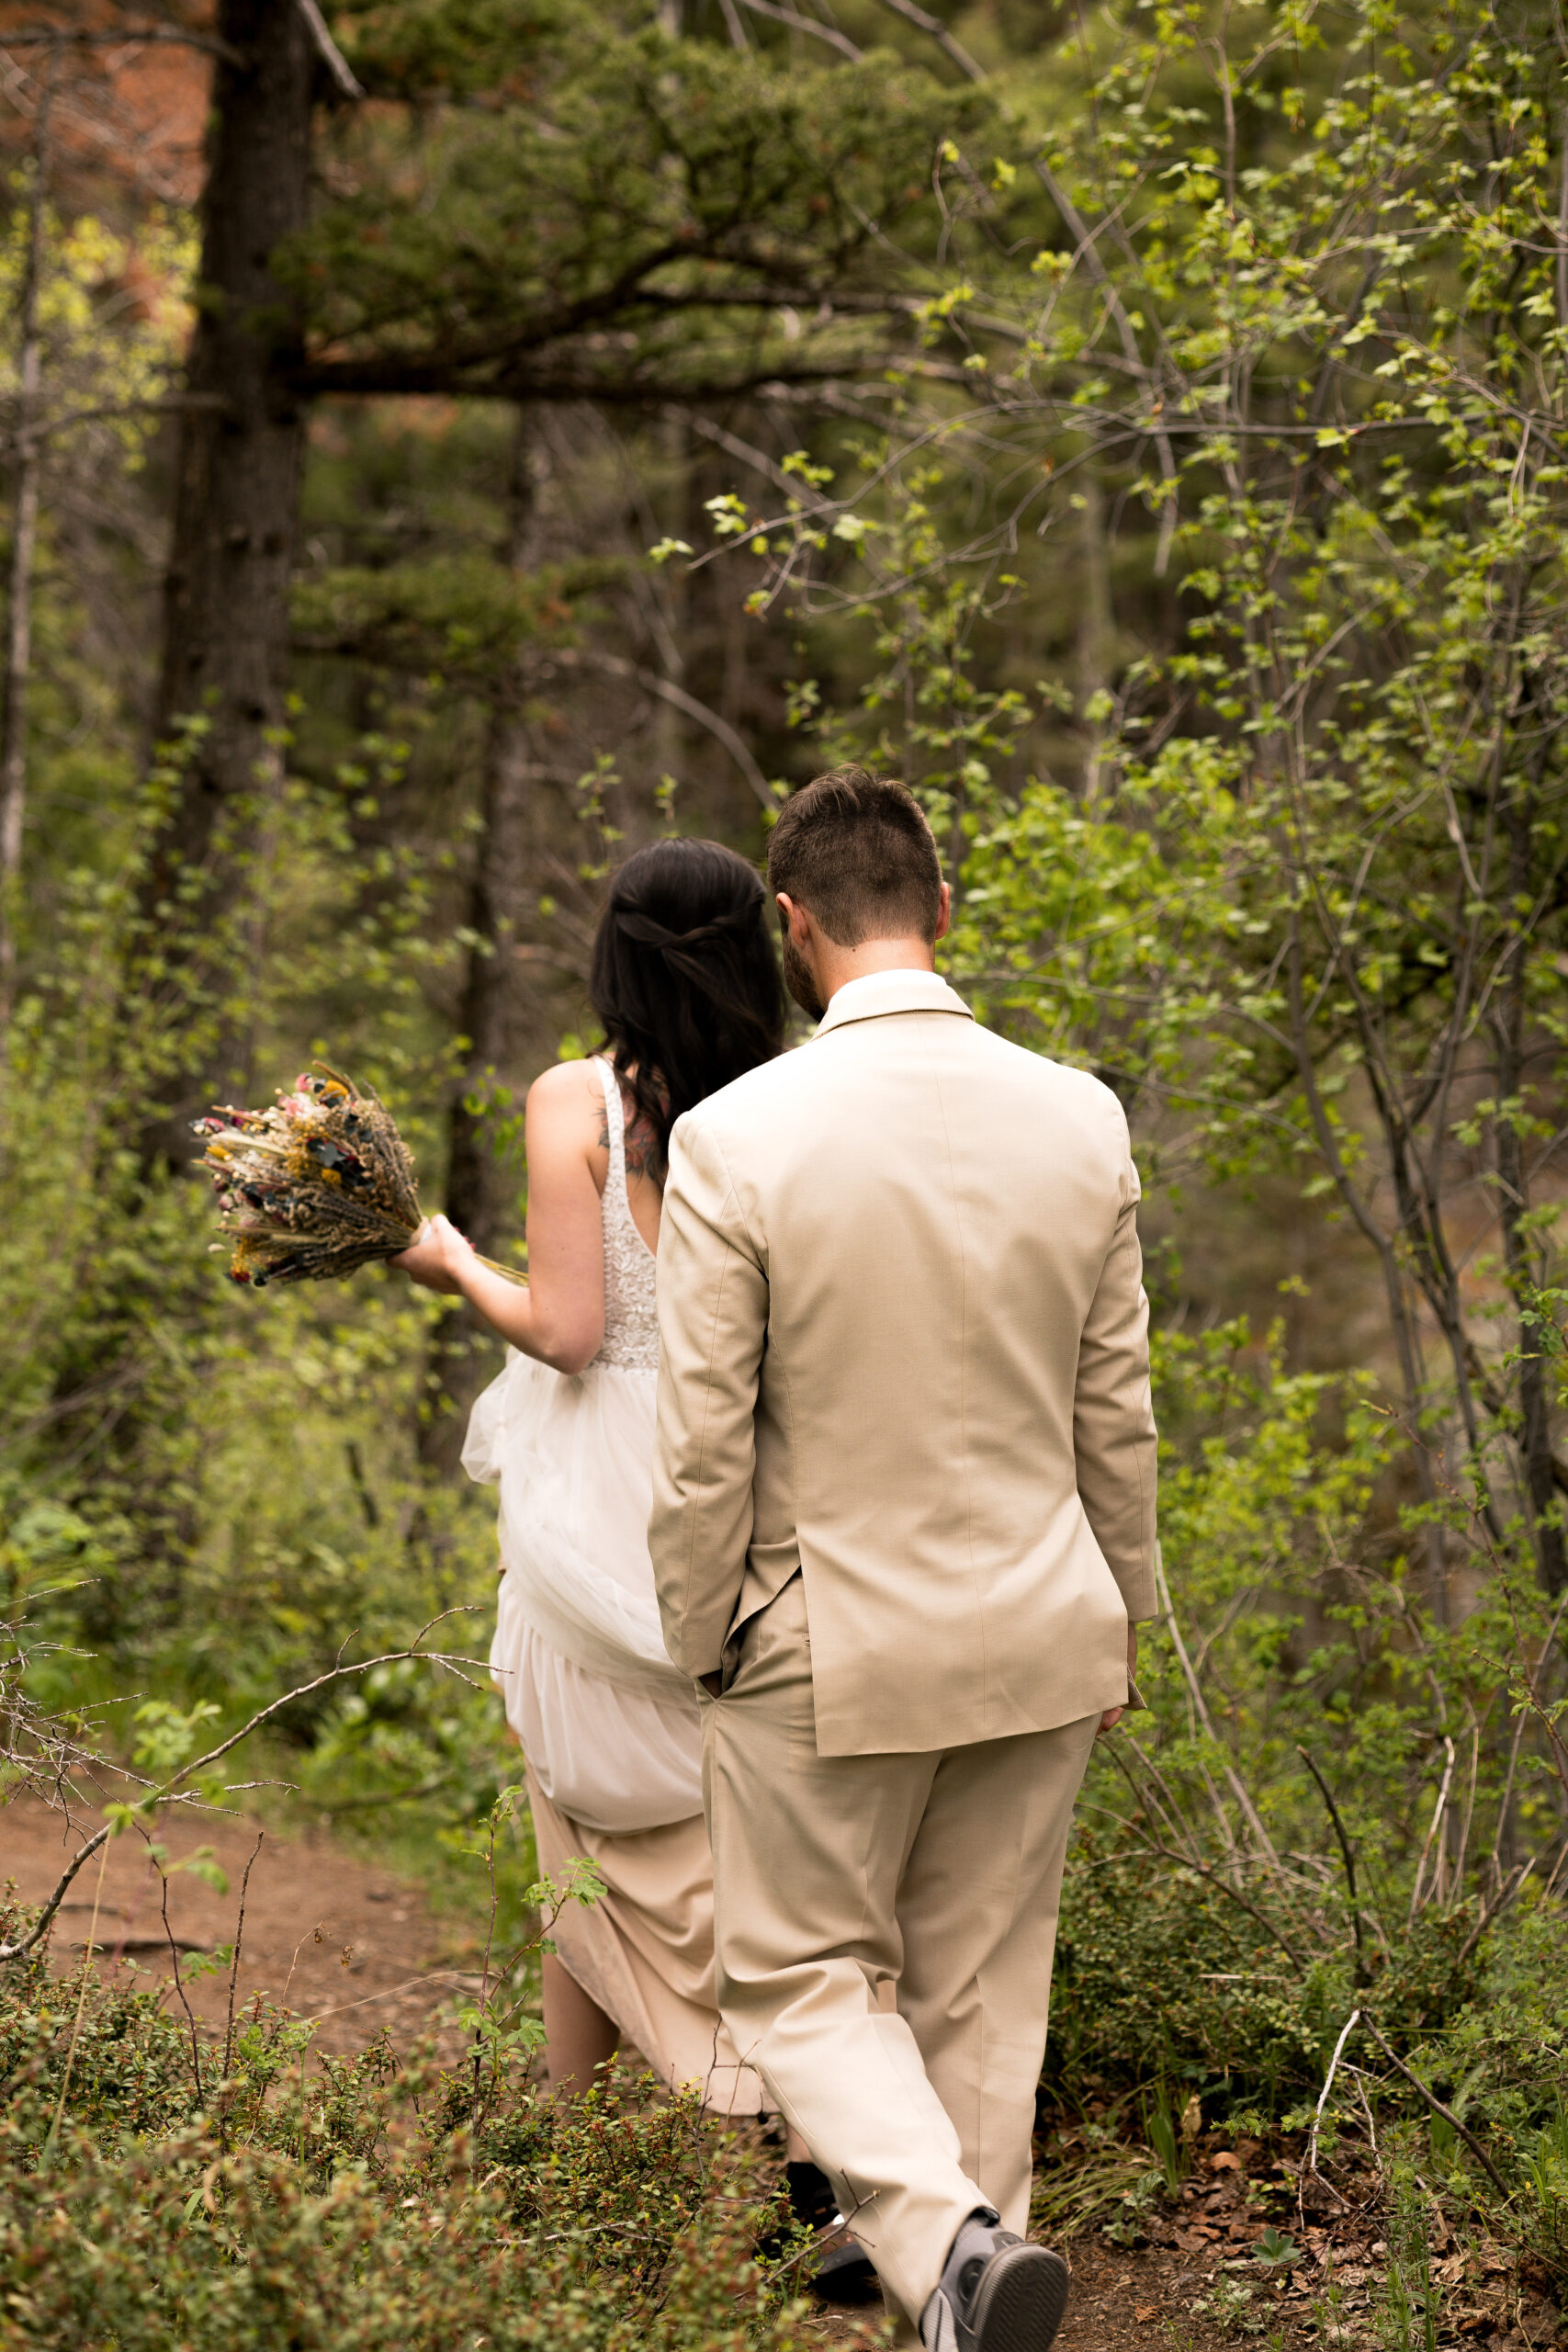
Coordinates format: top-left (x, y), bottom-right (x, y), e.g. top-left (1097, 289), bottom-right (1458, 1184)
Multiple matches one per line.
top-left (734, 0), bottom-right (862, 57)
top-left (1409, 1736), bottom-right (1457, 1919)
top-left (223, 1835), bottom-right (264, 2086)
top-left (1087, 1792), bottom-right (1305, 1969)
top-left (1348, 2065), bottom-right (1382, 2170)
top-left (1298, 1746), bottom-right (1366, 1985)
top-left (1449, 1705), bottom-right (1482, 1902)
top-left (0, 25), bottom-right (243, 62)
top-left (0, 393), bottom-right (228, 458)
top-left (41, 1831), bottom-right (109, 2164)
top-left (547, 648), bottom-right (773, 808)
top-left (1359, 2017), bottom-right (1509, 2198)
top-left (474, 1805), bottom-right (502, 2130)
top-left (1542, 1835), bottom-right (1568, 1904)
top-left (867, 0), bottom-right (984, 80)
top-left (0, 1618), bottom-right (486, 1962)
top-left (1488, 1692), bottom-right (1532, 1896)
top-left (152, 1848), bottom-right (204, 2101)
top-left (294, 0), bottom-right (363, 98)
top-left (1154, 1547), bottom-right (1294, 1891)
top-left (1302, 2009), bottom-right (1360, 2223)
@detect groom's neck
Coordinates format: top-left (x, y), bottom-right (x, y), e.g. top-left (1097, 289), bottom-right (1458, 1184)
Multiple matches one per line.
top-left (818, 934), bottom-right (938, 1003)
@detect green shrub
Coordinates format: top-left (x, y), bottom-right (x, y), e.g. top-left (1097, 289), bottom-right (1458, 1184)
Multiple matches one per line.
top-left (0, 1907), bottom-right (817, 2352)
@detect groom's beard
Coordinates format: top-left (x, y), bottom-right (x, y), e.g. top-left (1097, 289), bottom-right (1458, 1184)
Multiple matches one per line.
top-left (780, 932), bottom-right (827, 1023)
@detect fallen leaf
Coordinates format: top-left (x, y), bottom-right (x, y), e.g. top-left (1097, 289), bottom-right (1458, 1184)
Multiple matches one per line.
top-left (1135, 2306), bottom-right (1158, 2324)
top-left (1211, 2152), bottom-right (1244, 2172)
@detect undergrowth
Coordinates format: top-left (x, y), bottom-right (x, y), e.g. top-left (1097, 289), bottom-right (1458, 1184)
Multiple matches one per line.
top-left (0, 1890), bottom-right (818, 2352)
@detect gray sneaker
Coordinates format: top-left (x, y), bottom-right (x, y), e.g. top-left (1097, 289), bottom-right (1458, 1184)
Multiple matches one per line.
top-left (919, 2210), bottom-right (1070, 2352)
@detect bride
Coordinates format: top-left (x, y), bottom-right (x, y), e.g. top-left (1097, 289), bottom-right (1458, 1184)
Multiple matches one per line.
top-left (393, 837), bottom-right (786, 2109)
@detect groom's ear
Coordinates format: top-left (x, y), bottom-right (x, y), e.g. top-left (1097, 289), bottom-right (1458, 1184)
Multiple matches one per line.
top-left (933, 880), bottom-right (952, 944)
top-left (774, 891), bottom-right (809, 944)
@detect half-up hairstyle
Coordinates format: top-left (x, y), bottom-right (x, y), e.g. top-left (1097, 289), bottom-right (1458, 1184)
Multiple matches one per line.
top-left (589, 836), bottom-right (786, 1177)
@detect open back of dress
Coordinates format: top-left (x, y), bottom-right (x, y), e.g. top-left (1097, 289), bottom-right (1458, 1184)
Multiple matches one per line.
top-left (465, 1055), bottom-right (702, 1834)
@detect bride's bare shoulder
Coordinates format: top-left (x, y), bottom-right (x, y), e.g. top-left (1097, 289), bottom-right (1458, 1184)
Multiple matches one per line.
top-left (525, 1057), bottom-right (604, 1142)
top-left (528, 1057), bottom-right (602, 1102)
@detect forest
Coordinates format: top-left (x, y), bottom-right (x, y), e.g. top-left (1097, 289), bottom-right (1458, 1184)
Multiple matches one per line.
top-left (2, 0), bottom-right (1567, 2346)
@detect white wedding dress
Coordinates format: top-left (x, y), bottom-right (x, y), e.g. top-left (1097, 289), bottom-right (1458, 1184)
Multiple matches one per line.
top-left (464, 1055), bottom-right (764, 2110)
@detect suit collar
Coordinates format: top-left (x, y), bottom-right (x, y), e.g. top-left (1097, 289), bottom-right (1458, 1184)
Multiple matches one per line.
top-left (814, 967), bottom-right (975, 1038)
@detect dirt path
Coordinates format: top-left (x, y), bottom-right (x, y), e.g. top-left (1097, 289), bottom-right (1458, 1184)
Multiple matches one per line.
top-left (3, 1795), bottom-right (478, 2057)
top-left (797, 2232), bottom-right (1312, 2352)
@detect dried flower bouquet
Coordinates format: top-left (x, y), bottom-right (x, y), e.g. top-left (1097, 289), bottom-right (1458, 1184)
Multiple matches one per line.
top-left (195, 1067), bottom-right (525, 1290)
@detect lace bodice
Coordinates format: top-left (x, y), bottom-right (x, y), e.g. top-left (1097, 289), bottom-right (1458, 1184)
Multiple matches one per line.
top-left (590, 1057), bottom-right (660, 1373)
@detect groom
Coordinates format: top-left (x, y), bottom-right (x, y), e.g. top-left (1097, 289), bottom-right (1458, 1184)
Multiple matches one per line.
top-left (649, 767), bottom-right (1156, 2352)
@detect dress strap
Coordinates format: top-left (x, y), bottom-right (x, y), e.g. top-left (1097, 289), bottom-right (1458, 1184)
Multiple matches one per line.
top-left (594, 1055), bottom-right (629, 1209)
top-left (588, 1053), bottom-right (660, 1369)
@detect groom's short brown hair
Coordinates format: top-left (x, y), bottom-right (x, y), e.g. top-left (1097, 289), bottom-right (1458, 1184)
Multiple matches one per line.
top-left (767, 766), bottom-right (942, 946)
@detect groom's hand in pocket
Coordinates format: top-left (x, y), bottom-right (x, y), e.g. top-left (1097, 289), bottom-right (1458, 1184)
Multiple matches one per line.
top-left (1097, 1623), bottom-right (1138, 1736)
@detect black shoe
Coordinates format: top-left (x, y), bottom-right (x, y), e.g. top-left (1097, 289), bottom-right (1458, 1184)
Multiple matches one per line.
top-left (810, 2235), bottom-right (881, 2305)
top-left (773, 2160), bottom-right (881, 2303)
top-left (756, 2159), bottom-right (881, 2304)
top-left (919, 2209), bottom-right (1070, 2352)
top-left (786, 2159), bottom-right (838, 2233)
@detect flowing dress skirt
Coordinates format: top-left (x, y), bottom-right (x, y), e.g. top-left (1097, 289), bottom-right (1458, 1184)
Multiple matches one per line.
top-left (465, 1347), bottom-right (766, 2115)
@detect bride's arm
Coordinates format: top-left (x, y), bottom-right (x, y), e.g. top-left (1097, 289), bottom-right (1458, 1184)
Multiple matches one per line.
top-left (392, 1062), bottom-right (606, 1374)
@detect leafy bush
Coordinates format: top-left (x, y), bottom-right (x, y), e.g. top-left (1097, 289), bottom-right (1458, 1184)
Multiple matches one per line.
top-left (0, 1903), bottom-right (817, 2352)
top-left (1047, 1839), bottom-right (1337, 2113)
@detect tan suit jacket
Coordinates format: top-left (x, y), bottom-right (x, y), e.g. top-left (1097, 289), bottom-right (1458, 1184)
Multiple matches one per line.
top-left (649, 971), bottom-right (1157, 1757)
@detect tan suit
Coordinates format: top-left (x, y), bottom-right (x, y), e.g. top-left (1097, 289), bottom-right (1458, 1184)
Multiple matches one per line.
top-left (649, 971), bottom-right (1157, 2324)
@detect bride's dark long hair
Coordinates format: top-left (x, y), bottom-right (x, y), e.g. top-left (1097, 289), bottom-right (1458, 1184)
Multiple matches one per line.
top-left (589, 837), bottom-right (786, 1177)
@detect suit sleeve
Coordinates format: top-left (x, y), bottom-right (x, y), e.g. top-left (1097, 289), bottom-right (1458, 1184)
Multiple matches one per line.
top-left (1074, 1111), bottom-right (1158, 1622)
top-left (649, 1112), bottom-right (769, 1681)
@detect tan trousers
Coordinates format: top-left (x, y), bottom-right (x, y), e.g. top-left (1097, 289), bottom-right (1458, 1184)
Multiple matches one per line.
top-left (704, 1575), bottom-right (1099, 2328)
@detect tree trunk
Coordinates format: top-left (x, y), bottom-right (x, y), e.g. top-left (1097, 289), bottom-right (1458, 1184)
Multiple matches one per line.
top-left (0, 62), bottom-right (56, 1032)
top-left (135, 0), bottom-right (316, 1163)
top-left (417, 410), bottom-right (543, 1475)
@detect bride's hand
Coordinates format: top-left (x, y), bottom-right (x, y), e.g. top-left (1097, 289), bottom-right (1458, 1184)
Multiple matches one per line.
top-left (392, 1214), bottom-right (475, 1296)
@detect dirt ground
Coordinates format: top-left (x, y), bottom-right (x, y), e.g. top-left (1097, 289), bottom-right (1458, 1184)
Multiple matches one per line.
top-left (795, 2222), bottom-right (1313, 2352)
top-left (3, 1793), bottom-right (477, 2057)
top-left (1058, 2235), bottom-right (1300, 2352)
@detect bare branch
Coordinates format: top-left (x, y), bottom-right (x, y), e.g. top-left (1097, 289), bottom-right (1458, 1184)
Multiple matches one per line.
top-left (734, 0), bottom-right (862, 62)
top-left (549, 648), bottom-right (773, 808)
top-left (0, 25), bottom-right (243, 64)
top-left (294, 0), bottom-right (362, 99)
top-left (1360, 2017), bottom-right (1509, 2197)
top-left (0, 1618), bottom-right (485, 1964)
top-left (866, 0), bottom-right (984, 82)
